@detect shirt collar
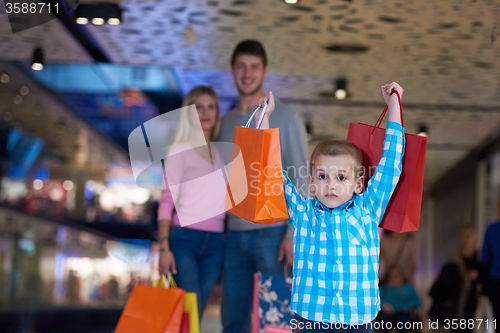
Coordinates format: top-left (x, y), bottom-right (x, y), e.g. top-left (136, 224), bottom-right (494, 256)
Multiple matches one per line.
top-left (312, 197), bottom-right (354, 213)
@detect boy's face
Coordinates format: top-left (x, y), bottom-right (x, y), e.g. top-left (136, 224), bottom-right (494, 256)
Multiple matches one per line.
top-left (231, 55), bottom-right (268, 96)
top-left (308, 155), bottom-right (364, 209)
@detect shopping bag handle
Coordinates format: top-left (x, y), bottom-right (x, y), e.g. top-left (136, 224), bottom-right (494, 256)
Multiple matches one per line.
top-left (243, 102), bottom-right (268, 129)
top-left (372, 90), bottom-right (403, 134)
top-left (152, 274), bottom-right (178, 288)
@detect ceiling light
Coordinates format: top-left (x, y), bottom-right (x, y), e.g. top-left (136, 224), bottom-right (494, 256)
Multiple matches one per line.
top-left (92, 17), bottom-right (104, 25)
top-left (32, 47), bottom-right (44, 71)
top-left (283, 0), bottom-right (298, 3)
top-left (1, 73), bottom-right (10, 83)
top-left (417, 125), bottom-right (428, 137)
top-left (335, 78), bottom-right (347, 100)
top-left (108, 18), bottom-right (120, 25)
top-left (76, 17), bottom-right (88, 24)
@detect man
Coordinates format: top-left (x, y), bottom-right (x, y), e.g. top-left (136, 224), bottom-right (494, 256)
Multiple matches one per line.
top-left (482, 220), bottom-right (500, 333)
top-left (218, 40), bottom-right (308, 333)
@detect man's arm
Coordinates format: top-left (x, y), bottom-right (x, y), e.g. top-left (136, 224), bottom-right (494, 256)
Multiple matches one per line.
top-left (258, 93), bottom-right (308, 266)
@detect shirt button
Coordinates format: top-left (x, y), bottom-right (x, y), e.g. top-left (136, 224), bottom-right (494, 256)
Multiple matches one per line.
top-left (336, 293), bottom-right (340, 297)
top-left (335, 229), bottom-right (339, 233)
top-left (337, 260), bottom-right (341, 264)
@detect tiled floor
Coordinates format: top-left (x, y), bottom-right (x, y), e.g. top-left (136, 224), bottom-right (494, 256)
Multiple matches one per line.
top-left (201, 315), bottom-right (223, 333)
top-left (201, 303), bottom-right (222, 333)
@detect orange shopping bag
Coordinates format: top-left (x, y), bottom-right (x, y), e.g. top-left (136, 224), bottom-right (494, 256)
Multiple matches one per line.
top-left (115, 278), bottom-right (186, 333)
top-left (226, 103), bottom-right (288, 224)
top-left (346, 91), bottom-right (427, 233)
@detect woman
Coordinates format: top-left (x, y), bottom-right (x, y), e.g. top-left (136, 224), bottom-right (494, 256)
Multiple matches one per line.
top-left (157, 86), bottom-right (225, 319)
top-left (378, 265), bottom-right (422, 333)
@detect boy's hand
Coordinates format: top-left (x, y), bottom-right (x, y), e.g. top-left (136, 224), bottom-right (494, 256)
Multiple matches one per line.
top-left (381, 82), bottom-right (404, 125)
top-left (380, 82), bottom-right (404, 107)
top-left (255, 91), bottom-right (275, 129)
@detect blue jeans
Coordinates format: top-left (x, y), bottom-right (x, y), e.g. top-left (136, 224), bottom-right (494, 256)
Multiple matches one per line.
top-left (170, 226), bottom-right (224, 319)
top-left (221, 226), bottom-right (287, 333)
top-left (293, 314), bottom-right (374, 333)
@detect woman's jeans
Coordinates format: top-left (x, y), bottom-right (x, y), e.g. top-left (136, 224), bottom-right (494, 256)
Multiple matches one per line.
top-left (221, 226), bottom-right (287, 333)
top-left (170, 226), bottom-right (224, 319)
top-left (293, 314), bottom-right (374, 333)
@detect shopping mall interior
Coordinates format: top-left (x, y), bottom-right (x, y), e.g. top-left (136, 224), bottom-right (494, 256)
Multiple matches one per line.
top-left (1, 0), bottom-right (500, 332)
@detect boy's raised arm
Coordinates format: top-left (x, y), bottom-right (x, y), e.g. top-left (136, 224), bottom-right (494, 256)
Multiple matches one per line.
top-left (361, 82), bottom-right (405, 224)
top-left (381, 82), bottom-right (404, 126)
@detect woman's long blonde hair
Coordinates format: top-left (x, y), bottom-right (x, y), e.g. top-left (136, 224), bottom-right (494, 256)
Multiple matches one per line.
top-left (179, 86), bottom-right (221, 142)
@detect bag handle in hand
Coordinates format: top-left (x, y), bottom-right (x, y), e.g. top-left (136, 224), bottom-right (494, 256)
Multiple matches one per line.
top-left (152, 274), bottom-right (177, 288)
top-left (243, 102), bottom-right (268, 129)
top-left (372, 90), bottom-right (403, 134)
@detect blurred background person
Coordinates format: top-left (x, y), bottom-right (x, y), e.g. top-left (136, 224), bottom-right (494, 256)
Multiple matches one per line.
top-left (428, 225), bottom-right (482, 332)
top-left (378, 265), bottom-right (422, 333)
top-left (380, 230), bottom-right (417, 282)
top-left (481, 220), bottom-right (500, 333)
top-left (157, 86), bottom-right (225, 321)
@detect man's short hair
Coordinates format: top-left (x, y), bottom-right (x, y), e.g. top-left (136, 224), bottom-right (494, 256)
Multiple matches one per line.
top-left (231, 40), bottom-right (268, 67)
top-left (310, 139), bottom-right (364, 177)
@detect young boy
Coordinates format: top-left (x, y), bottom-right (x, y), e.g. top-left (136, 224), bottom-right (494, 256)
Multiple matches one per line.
top-left (257, 82), bottom-right (405, 332)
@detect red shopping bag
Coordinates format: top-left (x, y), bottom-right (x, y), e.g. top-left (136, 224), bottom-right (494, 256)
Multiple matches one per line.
top-left (227, 104), bottom-right (288, 224)
top-left (115, 284), bottom-right (186, 333)
top-left (346, 91), bottom-right (427, 232)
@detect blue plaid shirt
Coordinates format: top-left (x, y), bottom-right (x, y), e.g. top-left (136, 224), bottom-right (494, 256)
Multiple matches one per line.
top-left (283, 121), bottom-right (405, 325)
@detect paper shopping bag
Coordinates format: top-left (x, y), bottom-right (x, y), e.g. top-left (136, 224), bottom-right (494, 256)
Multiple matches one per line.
top-left (180, 313), bottom-right (190, 333)
top-left (114, 284), bottom-right (186, 333)
top-left (346, 91), bottom-right (427, 233)
top-left (183, 292), bottom-right (200, 333)
top-left (252, 271), bottom-right (293, 333)
top-left (226, 104), bottom-right (288, 224)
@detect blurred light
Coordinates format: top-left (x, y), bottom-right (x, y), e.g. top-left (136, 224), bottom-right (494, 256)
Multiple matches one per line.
top-left (50, 187), bottom-right (64, 201)
top-left (92, 17), bottom-right (104, 25)
top-left (33, 179), bottom-right (44, 190)
top-left (63, 180), bottom-right (74, 191)
top-left (20, 86), bottom-right (29, 95)
top-left (108, 18), bottom-right (120, 25)
top-left (99, 188), bottom-right (115, 211)
top-left (4, 112), bottom-right (12, 121)
top-left (130, 187), bottom-right (150, 204)
top-left (417, 125), bottom-right (429, 137)
top-left (32, 47), bottom-right (44, 71)
top-left (67, 257), bottom-right (94, 278)
top-left (335, 89), bottom-right (347, 100)
top-left (335, 78), bottom-right (347, 100)
top-left (76, 17), bottom-right (88, 24)
top-left (1, 73), bottom-right (10, 83)
top-left (32, 63), bottom-right (43, 71)
top-left (283, 0), bottom-right (298, 3)
top-left (13, 95), bottom-right (23, 104)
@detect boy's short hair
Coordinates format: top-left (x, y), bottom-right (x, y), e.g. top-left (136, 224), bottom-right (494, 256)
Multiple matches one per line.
top-left (310, 139), bottom-right (364, 177)
top-left (231, 40), bottom-right (268, 68)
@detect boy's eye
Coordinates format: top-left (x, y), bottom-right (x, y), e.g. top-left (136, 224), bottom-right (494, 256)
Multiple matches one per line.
top-left (337, 175), bottom-right (346, 181)
top-left (318, 174), bottom-right (327, 180)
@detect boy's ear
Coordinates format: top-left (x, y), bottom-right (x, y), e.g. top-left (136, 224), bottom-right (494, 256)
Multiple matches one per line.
top-left (308, 174), bottom-right (315, 194)
top-left (354, 176), bottom-right (365, 194)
